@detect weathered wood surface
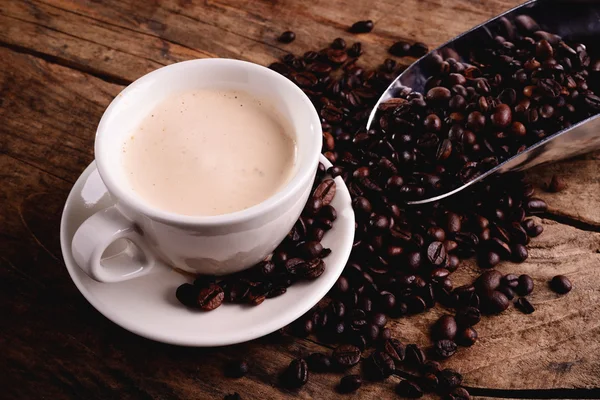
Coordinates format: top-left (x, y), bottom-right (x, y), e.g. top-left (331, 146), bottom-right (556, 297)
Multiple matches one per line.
top-left (1, 0), bottom-right (600, 399)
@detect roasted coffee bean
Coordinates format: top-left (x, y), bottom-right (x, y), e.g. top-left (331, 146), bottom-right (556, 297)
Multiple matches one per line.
top-left (371, 312), bottom-right (387, 327)
top-left (396, 380), bottom-right (424, 398)
top-left (497, 285), bottom-right (515, 300)
top-left (281, 359), bottom-right (308, 388)
top-left (349, 20), bottom-right (374, 33)
top-left (475, 270), bottom-right (503, 292)
top-left (422, 360), bottom-right (443, 375)
top-left (456, 327), bottom-right (478, 347)
top-left (334, 276), bottom-right (350, 294)
top-left (278, 31), bottom-right (296, 43)
top-left (197, 284), bottom-right (225, 311)
top-left (512, 243), bottom-right (529, 262)
top-left (338, 375), bottom-right (362, 393)
top-left (479, 251), bottom-right (500, 269)
top-left (526, 198), bottom-right (548, 213)
top-left (550, 275), bottom-right (572, 294)
top-left (491, 104), bottom-right (512, 128)
top-left (366, 350), bottom-right (395, 380)
top-left (437, 369), bottom-right (463, 392)
top-left (176, 283), bottom-right (199, 308)
top-left (306, 353), bottom-right (332, 372)
top-left (411, 42), bottom-right (429, 57)
top-left (389, 41), bottom-right (412, 57)
top-left (479, 290), bottom-right (510, 314)
top-left (515, 297), bottom-right (535, 314)
top-left (432, 315), bottom-right (458, 340)
top-left (331, 37), bottom-right (346, 49)
top-left (382, 338), bottom-right (406, 363)
top-left (332, 344), bottom-right (361, 369)
top-left (405, 344), bottom-right (426, 366)
top-left (427, 87), bottom-right (452, 103)
top-left (427, 241), bottom-right (447, 266)
top-left (420, 373), bottom-right (439, 392)
top-left (455, 307), bottom-right (481, 327)
top-left (516, 274), bottom-right (534, 296)
top-left (313, 179), bottom-right (336, 206)
top-left (434, 339), bottom-right (458, 358)
top-left (225, 359), bottom-right (249, 378)
top-left (546, 175), bottom-right (567, 192)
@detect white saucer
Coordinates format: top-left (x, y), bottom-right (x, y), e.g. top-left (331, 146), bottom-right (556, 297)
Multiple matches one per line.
top-left (60, 156), bottom-right (354, 346)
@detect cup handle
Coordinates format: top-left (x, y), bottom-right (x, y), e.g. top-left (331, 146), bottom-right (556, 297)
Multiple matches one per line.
top-left (71, 205), bottom-right (157, 283)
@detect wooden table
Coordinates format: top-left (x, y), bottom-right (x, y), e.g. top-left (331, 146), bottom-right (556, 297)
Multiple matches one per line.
top-left (2, 1), bottom-right (600, 398)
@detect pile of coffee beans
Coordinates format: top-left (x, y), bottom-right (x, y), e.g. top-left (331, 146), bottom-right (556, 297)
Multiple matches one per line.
top-left (258, 15), bottom-right (583, 399)
top-left (176, 167), bottom-right (337, 311)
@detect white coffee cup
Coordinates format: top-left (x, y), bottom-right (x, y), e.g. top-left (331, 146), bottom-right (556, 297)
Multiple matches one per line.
top-left (71, 59), bottom-right (322, 283)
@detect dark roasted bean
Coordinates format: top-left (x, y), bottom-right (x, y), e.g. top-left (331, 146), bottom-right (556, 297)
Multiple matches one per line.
top-left (456, 327), bottom-right (478, 347)
top-left (338, 375), bottom-right (362, 393)
top-left (516, 274), bottom-right (534, 296)
top-left (434, 339), bottom-right (458, 358)
top-left (455, 307), bottom-right (481, 327)
top-left (332, 344), bottom-right (361, 369)
top-left (281, 359), bottom-right (308, 388)
top-left (278, 31), bottom-right (296, 43)
top-left (349, 20), bottom-right (374, 33)
top-left (515, 297), bottom-right (535, 314)
top-left (550, 275), bottom-right (572, 294)
top-left (225, 359), bottom-right (249, 378)
top-left (396, 380), bottom-right (424, 398)
top-left (307, 353), bottom-right (332, 373)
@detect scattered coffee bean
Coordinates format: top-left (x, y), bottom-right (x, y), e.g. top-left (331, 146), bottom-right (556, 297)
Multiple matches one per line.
top-left (456, 327), bottom-right (478, 347)
top-left (480, 290), bottom-right (510, 314)
top-left (516, 274), bottom-right (534, 296)
top-left (307, 353), bottom-right (331, 372)
top-left (410, 42), bottom-right (429, 57)
top-left (331, 37), bottom-right (346, 50)
top-left (434, 339), bottom-right (458, 358)
top-left (405, 344), bottom-right (426, 366)
top-left (366, 350), bottom-right (395, 380)
top-left (338, 375), bottom-right (362, 393)
top-left (396, 380), bottom-right (424, 398)
top-left (420, 372), bottom-right (439, 392)
top-left (278, 31), bottom-right (296, 43)
top-left (224, 359), bottom-right (249, 378)
top-left (382, 338), bottom-right (406, 363)
top-left (197, 284), bottom-right (225, 311)
top-left (515, 297), bottom-right (535, 314)
top-left (332, 344), bottom-right (361, 369)
top-left (437, 369), bottom-right (463, 392)
top-left (545, 175), bottom-right (567, 192)
top-left (281, 358), bottom-right (308, 388)
top-left (432, 315), bottom-right (458, 340)
top-left (550, 275), bottom-right (572, 294)
top-left (476, 270), bottom-right (503, 292)
top-left (455, 307), bottom-right (481, 327)
top-left (389, 41), bottom-right (412, 57)
top-left (349, 20), bottom-right (374, 33)
top-left (176, 283), bottom-right (198, 308)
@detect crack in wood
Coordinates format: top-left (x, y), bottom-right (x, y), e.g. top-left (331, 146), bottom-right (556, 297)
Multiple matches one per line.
top-left (543, 212), bottom-right (600, 233)
top-left (0, 40), bottom-right (131, 86)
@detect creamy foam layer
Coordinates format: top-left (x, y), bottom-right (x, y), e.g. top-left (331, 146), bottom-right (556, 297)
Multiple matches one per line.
top-left (122, 89), bottom-right (296, 216)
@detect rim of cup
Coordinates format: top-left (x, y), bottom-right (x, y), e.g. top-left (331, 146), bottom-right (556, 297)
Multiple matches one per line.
top-left (95, 58), bottom-right (322, 227)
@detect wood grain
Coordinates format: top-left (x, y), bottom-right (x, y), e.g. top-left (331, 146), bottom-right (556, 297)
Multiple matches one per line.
top-left (1, 0), bottom-right (600, 399)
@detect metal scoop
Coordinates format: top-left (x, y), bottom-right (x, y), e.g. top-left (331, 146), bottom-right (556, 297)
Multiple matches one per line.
top-left (367, 0), bottom-right (600, 205)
